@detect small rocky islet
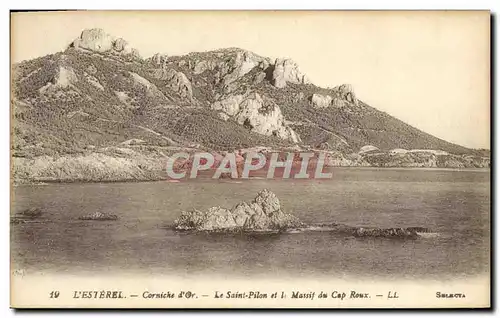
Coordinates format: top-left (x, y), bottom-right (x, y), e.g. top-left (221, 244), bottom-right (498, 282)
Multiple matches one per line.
top-left (173, 189), bottom-right (433, 239)
top-left (11, 209), bottom-right (119, 224)
top-left (78, 211), bottom-right (118, 221)
top-left (10, 208), bottom-right (44, 224)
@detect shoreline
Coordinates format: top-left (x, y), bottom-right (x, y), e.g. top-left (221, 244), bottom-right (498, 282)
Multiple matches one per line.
top-left (12, 166), bottom-right (491, 186)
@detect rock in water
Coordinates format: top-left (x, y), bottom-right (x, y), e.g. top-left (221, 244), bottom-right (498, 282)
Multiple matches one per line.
top-left (19, 208), bottom-right (43, 219)
top-left (78, 211), bottom-right (118, 221)
top-left (174, 189), bottom-right (433, 238)
top-left (351, 227), bottom-right (419, 238)
top-left (11, 208), bottom-right (43, 224)
top-left (174, 189), bottom-right (304, 232)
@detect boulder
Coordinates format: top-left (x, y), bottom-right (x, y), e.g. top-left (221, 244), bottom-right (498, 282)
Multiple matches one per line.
top-left (306, 85), bottom-right (359, 109)
top-left (359, 145), bottom-right (379, 153)
top-left (174, 189), bottom-right (304, 232)
top-left (113, 38), bottom-right (128, 52)
top-left (272, 58), bottom-right (310, 88)
top-left (331, 84), bottom-right (358, 107)
top-left (310, 93), bottom-right (332, 108)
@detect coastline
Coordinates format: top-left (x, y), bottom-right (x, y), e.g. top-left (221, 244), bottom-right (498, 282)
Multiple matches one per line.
top-left (12, 166), bottom-right (491, 186)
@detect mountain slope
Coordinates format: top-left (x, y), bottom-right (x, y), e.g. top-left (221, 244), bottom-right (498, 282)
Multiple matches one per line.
top-left (11, 29), bottom-right (490, 183)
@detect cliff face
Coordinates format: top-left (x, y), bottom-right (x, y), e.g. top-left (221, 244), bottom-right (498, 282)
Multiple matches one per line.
top-left (11, 28), bottom-right (489, 183)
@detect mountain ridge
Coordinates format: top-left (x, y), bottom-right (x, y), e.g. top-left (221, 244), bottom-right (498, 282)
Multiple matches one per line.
top-left (11, 28), bottom-right (490, 183)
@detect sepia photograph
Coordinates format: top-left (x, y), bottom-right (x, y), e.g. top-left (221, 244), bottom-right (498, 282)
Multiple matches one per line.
top-left (9, 10), bottom-right (491, 308)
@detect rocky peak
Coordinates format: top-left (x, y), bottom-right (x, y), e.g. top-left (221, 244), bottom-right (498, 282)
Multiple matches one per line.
top-left (158, 47), bottom-right (313, 92)
top-left (69, 28), bottom-right (140, 58)
top-left (169, 48), bottom-right (270, 85)
top-left (207, 51), bottom-right (312, 90)
top-left (272, 58), bottom-right (310, 88)
top-left (219, 49), bottom-right (269, 86)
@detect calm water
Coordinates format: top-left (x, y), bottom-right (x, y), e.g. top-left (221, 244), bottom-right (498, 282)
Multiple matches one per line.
top-left (11, 168), bottom-right (490, 280)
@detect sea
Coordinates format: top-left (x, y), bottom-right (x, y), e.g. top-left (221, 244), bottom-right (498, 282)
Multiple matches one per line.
top-left (11, 168), bottom-right (490, 281)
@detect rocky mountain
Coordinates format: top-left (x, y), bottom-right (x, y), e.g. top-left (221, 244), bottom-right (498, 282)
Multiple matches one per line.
top-left (11, 29), bottom-right (490, 183)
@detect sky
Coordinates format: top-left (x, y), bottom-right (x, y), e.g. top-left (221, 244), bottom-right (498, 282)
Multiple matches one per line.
top-left (11, 11), bottom-right (490, 149)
